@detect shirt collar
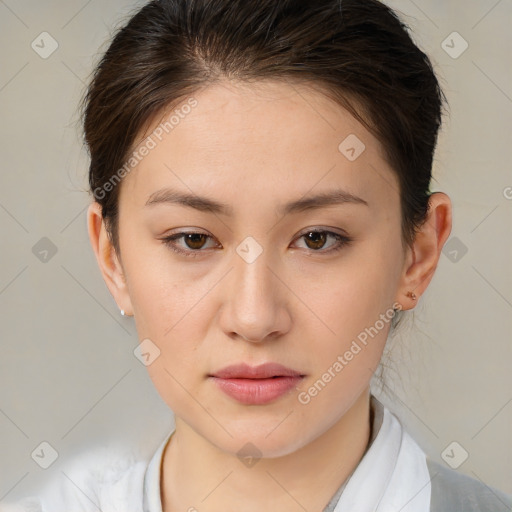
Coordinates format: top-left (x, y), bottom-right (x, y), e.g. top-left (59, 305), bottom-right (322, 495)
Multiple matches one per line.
top-left (143, 395), bottom-right (428, 512)
top-left (143, 427), bottom-right (173, 512)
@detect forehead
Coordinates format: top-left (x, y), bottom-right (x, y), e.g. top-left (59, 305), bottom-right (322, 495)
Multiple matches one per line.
top-left (119, 79), bottom-right (398, 214)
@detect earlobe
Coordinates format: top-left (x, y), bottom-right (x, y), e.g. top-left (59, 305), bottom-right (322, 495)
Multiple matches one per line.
top-left (396, 192), bottom-right (452, 309)
top-left (87, 202), bottom-right (133, 316)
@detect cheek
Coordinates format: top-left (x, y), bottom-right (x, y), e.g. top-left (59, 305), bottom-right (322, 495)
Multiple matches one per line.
top-left (122, 246), bottom-right (210, 400)
top-left (132, 270), bottom-right (206, 410)
top-left (124, 241), bottom-right (202, 332)
top-left (297, 281), bottom-right (394, 413)
top-left (299, 249), bottom-right (400, 340)
top-left (295, 241), bottom-right (402, 379)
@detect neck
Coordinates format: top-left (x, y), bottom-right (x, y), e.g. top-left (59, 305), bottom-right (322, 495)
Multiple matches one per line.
top-left (161, 389), bottom-right (371, 512)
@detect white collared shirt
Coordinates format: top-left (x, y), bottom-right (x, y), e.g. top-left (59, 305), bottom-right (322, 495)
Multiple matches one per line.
top-left (4, 395), bottom-right (511, 512)
top-left (141, 395), bottom-right (430, 512)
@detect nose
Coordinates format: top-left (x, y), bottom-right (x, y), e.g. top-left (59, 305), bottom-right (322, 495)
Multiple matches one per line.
top-left (219, 247), bottom-right (291, 343)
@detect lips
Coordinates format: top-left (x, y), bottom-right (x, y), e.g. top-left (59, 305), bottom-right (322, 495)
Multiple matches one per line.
top-left (208, 363), bottom-right (305, 405)
top-left (209, 362), bottom-right (303, 379)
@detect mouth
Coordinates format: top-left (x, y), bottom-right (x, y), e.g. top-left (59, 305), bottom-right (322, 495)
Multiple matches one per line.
top-left (209, 362), bottom-right (304, 379)
top-left (208, 363), bottom-right (306, 405)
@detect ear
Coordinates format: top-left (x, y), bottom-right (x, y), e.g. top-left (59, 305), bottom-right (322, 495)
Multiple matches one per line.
top-left (87, 202), bottom-right (134, 316)
top-left (395, 192), bottom-right (452, 310)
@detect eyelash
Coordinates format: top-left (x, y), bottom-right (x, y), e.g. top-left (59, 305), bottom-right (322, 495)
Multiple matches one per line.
top-left (160, 229), bottom-right (352, 258)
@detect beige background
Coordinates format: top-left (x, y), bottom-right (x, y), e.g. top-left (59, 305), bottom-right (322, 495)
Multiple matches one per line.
top-left (0, 0), bottom-right (511, 502)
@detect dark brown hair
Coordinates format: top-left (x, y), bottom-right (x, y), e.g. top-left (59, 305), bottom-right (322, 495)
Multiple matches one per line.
top-left (82, 0), bottom-right (445, 295)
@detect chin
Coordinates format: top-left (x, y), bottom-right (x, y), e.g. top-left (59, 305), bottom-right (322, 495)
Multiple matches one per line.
top-left (200, 417), bottom-right (313, 460)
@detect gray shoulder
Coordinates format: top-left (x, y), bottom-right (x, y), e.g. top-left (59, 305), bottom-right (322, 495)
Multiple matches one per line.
top-left (426, 458), bottom-right (512, 512)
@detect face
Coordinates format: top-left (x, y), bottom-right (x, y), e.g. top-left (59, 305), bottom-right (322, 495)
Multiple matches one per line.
top-left (104, 80), bottom-right (410, 457)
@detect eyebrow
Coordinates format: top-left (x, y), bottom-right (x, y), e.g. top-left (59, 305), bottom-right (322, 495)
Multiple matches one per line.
top-left (145, 187), bottom-right (368, 216)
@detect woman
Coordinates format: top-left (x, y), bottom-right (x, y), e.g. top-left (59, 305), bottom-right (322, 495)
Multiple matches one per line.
top-left (4, 0), bottom-right (511, 510)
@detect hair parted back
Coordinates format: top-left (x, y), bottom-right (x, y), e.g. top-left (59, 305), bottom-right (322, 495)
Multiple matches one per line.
top-left (83, 0), bottom-right (446, 332)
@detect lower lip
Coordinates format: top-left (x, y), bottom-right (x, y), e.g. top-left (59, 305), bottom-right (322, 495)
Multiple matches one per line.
top-left (210, 376), bottom-right (303, 405)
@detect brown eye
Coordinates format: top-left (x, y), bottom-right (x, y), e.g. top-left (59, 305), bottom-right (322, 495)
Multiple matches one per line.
top-left (294, 229), bottom-right (352, 254)
top-left (161, 231), bottom-right (218, 258)
top-left (303, 231), bottom-right (328, 250)
top-left (182, 233), bottom-right (209, 250)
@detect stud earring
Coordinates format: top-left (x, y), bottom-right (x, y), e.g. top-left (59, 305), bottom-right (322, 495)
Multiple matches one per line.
top-left (120, 309), bottom-right (126, 316)
top-left (406, 291), bottom-right (417, 301)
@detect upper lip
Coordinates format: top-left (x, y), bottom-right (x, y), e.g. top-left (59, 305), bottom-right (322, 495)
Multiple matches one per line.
top-left (209, 363), bottom-right (304, 379)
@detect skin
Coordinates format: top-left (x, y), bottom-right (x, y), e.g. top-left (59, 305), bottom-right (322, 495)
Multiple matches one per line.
top-left (87, 80), bottom-right (452, 512)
